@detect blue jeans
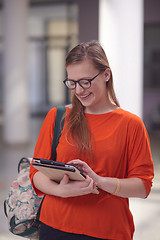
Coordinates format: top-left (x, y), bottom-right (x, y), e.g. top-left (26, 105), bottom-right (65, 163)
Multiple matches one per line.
top-left (39, 222), bottom-right (109, 240)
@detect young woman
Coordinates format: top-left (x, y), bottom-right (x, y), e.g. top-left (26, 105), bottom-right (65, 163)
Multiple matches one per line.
top-left (30, 40), bottom-right (154, 240)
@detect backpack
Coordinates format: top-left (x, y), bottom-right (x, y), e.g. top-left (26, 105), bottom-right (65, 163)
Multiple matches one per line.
top-left (4, 106), bottom-right (66, 239)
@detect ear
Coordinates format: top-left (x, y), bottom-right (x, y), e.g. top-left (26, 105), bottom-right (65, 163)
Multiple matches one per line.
top-left (104, 68), bottom-right (111, 82)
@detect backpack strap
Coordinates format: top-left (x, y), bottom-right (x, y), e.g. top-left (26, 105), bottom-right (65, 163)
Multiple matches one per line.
top-left (51, 106), bottom-right (66, 160)
top-left (35, 106), bottom-right (66, 223)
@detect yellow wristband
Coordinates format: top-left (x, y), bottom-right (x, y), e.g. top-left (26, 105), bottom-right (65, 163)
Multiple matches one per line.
top-left (113, 179), bottom-right (120, 195)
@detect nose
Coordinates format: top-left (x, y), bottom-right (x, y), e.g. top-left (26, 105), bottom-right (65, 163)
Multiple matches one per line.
top-left (74, 83), bottom-right (84, 94)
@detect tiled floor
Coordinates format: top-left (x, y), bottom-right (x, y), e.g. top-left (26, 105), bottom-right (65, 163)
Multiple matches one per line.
top-left (0, 116), bottom-right (160, 240)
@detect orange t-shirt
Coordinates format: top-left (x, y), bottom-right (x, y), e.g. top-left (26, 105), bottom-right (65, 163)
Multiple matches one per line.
top-left (30, 107), bottom-right (154, 240)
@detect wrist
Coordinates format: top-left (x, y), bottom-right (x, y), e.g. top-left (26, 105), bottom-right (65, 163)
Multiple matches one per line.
top-left (96, 176), bottom-right (121, 195)
top-left (112, 178), bottom-right (121, 195)
top-left (96, 175), bottom-right (105, 189)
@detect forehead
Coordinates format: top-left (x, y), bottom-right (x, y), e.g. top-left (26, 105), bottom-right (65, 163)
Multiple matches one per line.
top-left (66, 59), bottom-right (97, 79)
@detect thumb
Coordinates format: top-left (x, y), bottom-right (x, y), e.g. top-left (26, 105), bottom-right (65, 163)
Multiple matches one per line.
top-left (61, 174), bottom-right (69, 185)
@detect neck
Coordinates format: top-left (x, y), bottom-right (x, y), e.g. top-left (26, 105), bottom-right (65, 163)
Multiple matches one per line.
top-left (85, 102), bottom-right (119, 114)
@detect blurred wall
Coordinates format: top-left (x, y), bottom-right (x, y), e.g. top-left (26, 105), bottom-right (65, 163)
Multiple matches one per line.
top-left (77, 0), bottom-right (99, 42)
top-left (99, 0), bottom-right (143, 117)
top-left (144, 0), bottom-right (160, 23)
top-left (3, 0), bottom-right (30, 143)
top-left (0, 0), bottom-right (160, 144)
top-left (143, 0), bottom-right (160, 131)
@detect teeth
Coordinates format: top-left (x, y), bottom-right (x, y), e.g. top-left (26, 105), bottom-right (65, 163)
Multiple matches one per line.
top-left (81, 94), bottom-right (89, 98)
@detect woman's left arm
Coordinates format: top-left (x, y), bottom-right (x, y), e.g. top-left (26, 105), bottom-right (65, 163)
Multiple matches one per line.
top-left (97, 176), bottom-right (147, 198)
top-left (68, 159), bottom-right (147, 198)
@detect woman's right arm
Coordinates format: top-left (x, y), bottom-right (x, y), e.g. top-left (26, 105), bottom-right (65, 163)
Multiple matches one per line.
top-left (33, 171), bottom-right (98, 198)
top-left (30, 108), bottom-right (98, 197)
top-left (33, 171), bottom-right (60, 196)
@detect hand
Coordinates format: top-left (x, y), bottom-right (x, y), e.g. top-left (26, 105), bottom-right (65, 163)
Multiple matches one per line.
top-left (68, 159), bottom-right (99, 185)
top-left (57, 174), bottom-right (98, 198)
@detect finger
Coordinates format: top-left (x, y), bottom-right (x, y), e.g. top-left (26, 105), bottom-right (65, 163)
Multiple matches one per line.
top-left (88, 182), bottom-right (99, 195)
top-left (74, 176), bottom-right (92, 189)
top-left (83, 176), bottom-right (94, 189)
top-left (68, 161), bottom-right (85, 172)
top-left (93, 187), bottom-right (99, 194)
top-left (60, 174), bottom-right (69, 185)
top-left (93, 182), bottom-right (97, 188)
top-left (85, 175), bottom-right (92, 183)
top-left (85, 178), bottom-right (99, 195)
top-left (68, 159), bottom-right (84, 165)
top-left (76, 178), bottom-right (97, 196)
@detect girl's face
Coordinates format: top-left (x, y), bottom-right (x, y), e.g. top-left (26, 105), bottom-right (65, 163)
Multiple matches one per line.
top-left (66, 59), bottom-right (111, 114)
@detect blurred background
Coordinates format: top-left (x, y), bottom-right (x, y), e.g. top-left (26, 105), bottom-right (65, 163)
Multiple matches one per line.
top-left (0, 0), bottom-right (160, 239)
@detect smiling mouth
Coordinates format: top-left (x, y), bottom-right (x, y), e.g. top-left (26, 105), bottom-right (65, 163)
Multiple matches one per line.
top-left (78, 93), bottom-right (91, 99)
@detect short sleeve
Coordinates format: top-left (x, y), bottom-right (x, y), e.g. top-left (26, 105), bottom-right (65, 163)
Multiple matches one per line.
top-left (29, 107), bottom-right (57, 195)
top-left (127, 116), bottom-right (154, 197)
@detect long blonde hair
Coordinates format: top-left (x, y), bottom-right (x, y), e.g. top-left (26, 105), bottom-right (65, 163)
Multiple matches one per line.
top-left (65, 40), bottom-right (120, 154)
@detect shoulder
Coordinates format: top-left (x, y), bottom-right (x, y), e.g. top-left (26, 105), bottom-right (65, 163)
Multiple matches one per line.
top-left (45, 107), bottom-right (57, 121)
top-left (118, 109), bottom-right (148, 138)
top-left (118, 108), bottom-right (144, 125)
top-left (46, 105), bottom-right (71, 119)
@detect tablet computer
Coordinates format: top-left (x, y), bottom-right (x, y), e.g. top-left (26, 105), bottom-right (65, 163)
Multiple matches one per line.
top-left (32, 158), bottom-right (86, 182)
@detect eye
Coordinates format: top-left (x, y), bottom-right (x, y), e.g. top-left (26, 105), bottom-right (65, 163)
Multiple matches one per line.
top-left (66, 80), bottom-right (75, 88)
top-left (80, 80), bottom-right (90, 87)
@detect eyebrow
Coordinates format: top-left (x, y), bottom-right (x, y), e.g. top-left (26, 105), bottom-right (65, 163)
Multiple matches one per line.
top-left (67, 76), bottom-right (94, 81)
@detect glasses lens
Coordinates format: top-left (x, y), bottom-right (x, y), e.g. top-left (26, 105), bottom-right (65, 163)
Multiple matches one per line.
top-left (79, 80), bottom-right (90, 89)
top-left (65, 80), bottom-right (76, 89)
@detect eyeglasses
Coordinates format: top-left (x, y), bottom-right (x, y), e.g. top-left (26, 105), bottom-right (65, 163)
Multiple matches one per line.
top-left (63, 72), bottom-right (101, 90)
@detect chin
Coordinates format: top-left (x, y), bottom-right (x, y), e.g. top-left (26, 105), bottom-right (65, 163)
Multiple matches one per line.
top-left (78, 98), bottom-right (94, 108)
top-left (80, 101), bottom-right (92, 108)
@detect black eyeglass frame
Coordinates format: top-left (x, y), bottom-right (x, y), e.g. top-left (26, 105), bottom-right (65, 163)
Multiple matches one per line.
top-left (63, 72), bottom-right (102, 90)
